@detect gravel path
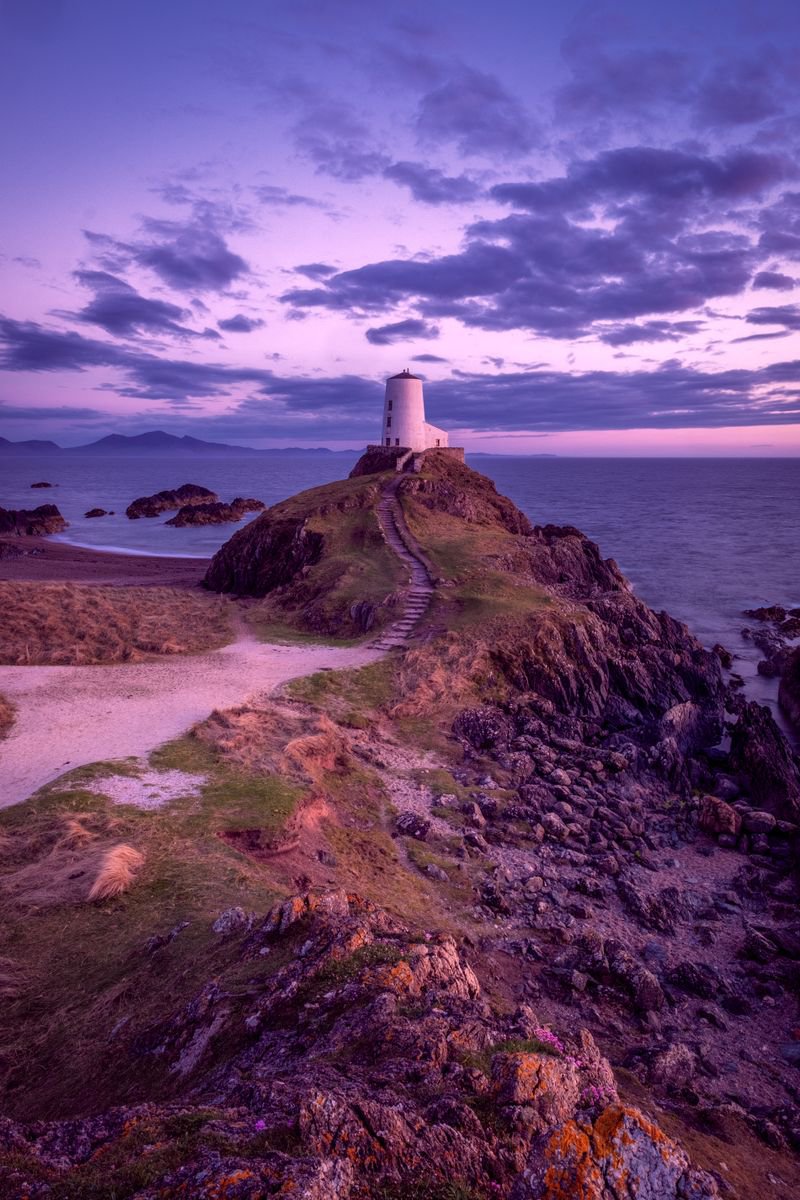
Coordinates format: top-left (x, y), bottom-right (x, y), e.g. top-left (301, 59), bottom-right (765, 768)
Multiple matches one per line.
top-left (0, 629), bottom-right (380, 808)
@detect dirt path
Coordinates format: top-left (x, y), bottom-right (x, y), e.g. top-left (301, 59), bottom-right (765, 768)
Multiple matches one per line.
top-left (0, 628), bottom-right (381, 808)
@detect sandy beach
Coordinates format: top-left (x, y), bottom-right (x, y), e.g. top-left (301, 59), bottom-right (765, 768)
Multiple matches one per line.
top-left (0, 535), bottom-right (207, 587)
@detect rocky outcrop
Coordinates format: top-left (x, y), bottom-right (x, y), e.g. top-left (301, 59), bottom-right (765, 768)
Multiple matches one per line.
top-left (29, 481), bottom-right (54, 488)
top-left (125, 483), bottom-right (217, 519)
top-left (397, 449), bottom-right (534, 536)
top-left (165, 497), bottom-right (265, 527)
top-left (204, 512), bottom-right (324, 593)
top-left (779, 647), bottom-right (800, 737)
top-left (84, 507), bottom-right (111, 518)
top-left (729, 700), bottom-right (800, 820)
top-left (0, 504), bottom-right (67, 535)
top-left (349, 445), bottom-right (410, 476)
top-left (0, 890), bottom-right (718, 1198)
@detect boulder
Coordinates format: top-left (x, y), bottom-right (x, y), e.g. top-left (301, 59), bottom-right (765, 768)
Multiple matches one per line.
top-left (395, 811), bottom-right (431, 840)
top-left (729, 701), bottom-right (800, 821)
top-left (0, 504), bottom-right (67, 535)
top-left (126, 483), bottom-right (217, 519)
top-left (698, 795), bottom-right (741, 837)
top-left (84, 507), bottom-right (111, 518)
top-left (779, 647), bottom-right (800, 737)
top-left (166, 498), bottom-right (266, 527)
top-left (30, 481), bottom-right (54, 488)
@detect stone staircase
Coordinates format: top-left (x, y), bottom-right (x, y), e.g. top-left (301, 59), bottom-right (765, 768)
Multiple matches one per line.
top-left (370, 486), bottom-right (435, 651)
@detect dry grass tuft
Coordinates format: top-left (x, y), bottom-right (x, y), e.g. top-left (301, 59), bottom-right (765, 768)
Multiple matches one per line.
top-left (0, 693), bottom-right (14, 738)
top-left (88, 844), bottom-right (145, 901)
top-left (58, 815), bottom-right (101, 850)
top-left (0, 581), bottom-right (233, 665)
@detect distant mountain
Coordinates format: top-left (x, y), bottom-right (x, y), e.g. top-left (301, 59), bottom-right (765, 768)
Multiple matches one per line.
top-left (0, 431), bottom-right (354, 455)
top-left (0, 435), bottom-right (62, 454)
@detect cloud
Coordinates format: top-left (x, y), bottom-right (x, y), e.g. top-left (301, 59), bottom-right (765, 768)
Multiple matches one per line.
top-left (292, 101), bottom-right (390, 180)
top-left (412, 353), bottom-right (449, 363)
top-left (70, 270), bottom-right (213, 340)
top-left (83, 202), bottom-right (250, 294)
top-left (218, 314), bottom-right (265, 333)
top-left (383, 161), bottom-right (480, 205)
top-left (694, 57), bottom-right (787, 127)
top-left (252, 185), bottom-right (327, 208)
top-left (416, 67), bottom-right (538, 157)
top-left (3, 316), bottom-right (800, 437)
top-left (596, 320), bottom-right (705, 346)
top-left (365, 318), bottom-right (439, 345)
top-left (0, 402), bottom-right (104, 422)
top-left (557, 44), bottom-right (693, 120)
top-left (745, 304), bottom-right (800, 330)
top-left (282, 144), bottom-right (794, 340)
top-left (293, 262), bottom-right (338, 280)
top-left (752, 270), bottom-right (796, 290)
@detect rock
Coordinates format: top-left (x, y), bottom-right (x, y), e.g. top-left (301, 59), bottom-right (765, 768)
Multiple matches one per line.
top-left (395, 811), bottom-right (431, 840)
top-left (744, 605), bottom-right (787, 623)
top-left (606, 941), bottom-right (666, 1013)
top-left (713, 643), bottom-right (733, 668)
top-left (742, 809), bottom-right (777, 834)
top-left (212, 907), bottom-right (252, 936)
top-left (453, 706), bottom-right (514, 751)
top-left (491, 1051), bottom-right (581, 1130)
top-left (779, 647), bottom-right (800, 737)
top-left (30, 480), bottom-right (54, 488)
top-left (126, 483), bottom-right (217, 519)
top-left (699, 795), bottom-right (742, 837)
top-left (0, 503), bottom-right (67, 535)
top-left (729, 701), bottom-right (800, 821)
top-left (166, 498), bottom-right (265, 527)
top-left (649, 1043), bottom-right (697, 1091)
top-left (511, 1105), bottom-right (719, 1198)
top-left (84, 507), bottom-right (111, 518)
top-left (667, 961), bottom-right (728, 999)
top-left (426, 863), bottom-right (449, 882)
top-left (541, 811), bottom-right (569, 842)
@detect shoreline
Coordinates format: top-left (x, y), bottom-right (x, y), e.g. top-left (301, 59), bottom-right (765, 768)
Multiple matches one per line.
top-left (0, 535), bottom-right (209, 587)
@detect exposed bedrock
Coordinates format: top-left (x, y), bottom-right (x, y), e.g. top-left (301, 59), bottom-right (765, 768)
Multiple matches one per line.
top-left (779, 647), bottom-right (800, 738)
top-left (125, 483), bottom-right (217, 519)
top-left (729, 700), bottom-right (800, 821)
top-left (0, 890), bottom-right (720, 1199)
top-left (0, 504), bottom-right (67, 535)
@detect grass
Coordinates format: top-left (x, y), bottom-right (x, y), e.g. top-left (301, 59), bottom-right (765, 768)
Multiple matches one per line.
top-left (0, 692), bottom-right (14, 737)
top-left (287, 658), bottom-right (396, 713)
top-left (0, 724), bottom-right (313, 1121)
top-left (0, 581), bottom-right (234, 664)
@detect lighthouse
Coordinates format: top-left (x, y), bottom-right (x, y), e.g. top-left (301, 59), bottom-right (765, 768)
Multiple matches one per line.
top-left (380, 369), bottom-right (449, 451)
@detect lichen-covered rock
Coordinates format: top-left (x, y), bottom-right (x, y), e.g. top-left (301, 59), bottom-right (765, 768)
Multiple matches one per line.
top-left (510, 1104), bottom-right (719, 1198)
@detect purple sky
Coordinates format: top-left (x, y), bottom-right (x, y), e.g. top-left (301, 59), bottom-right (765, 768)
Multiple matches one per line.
top-left (2, 0), bottom-right (800, 453)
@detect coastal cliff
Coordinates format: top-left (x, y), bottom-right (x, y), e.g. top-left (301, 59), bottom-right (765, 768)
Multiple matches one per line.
top-left (2, 452), bottom-right (800, 1198)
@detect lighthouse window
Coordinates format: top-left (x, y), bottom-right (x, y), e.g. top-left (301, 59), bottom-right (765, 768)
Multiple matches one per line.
top-left (395, 437), bottom-right (400, 446)
top-left (386, 416), bottom-right (391, 428)
top-left (387, 400), bottom-right (393, 411)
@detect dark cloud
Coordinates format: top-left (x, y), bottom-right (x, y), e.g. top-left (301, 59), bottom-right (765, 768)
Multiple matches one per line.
top-left (282, 144), bottom-right (794, 340)
top-left (293, 262), bottom-right (338, 280)
top-left (557, 44), bottom-right (693, 120)
top-left (365, 318), bottom-right (439, 345)
top-left (745, 304), bottom-right (800, 330)
top-left (752, 270), bottom-right (796, 290)
top-left (83, 202), bottom-right (250, 294)
top-left (597, 320), bottom-right (705, 346)
top-left (0, 402), bottom-right (104, 421)
top-left (252, 185), bottom-right (327, 208)
top-left (412, 353), bottom-right (448, 363)
top-left (758, 191), bottom-right (800, 259)
top-left (3, 316), bottom-right (800, 437)
top-left (694, 57), bottom-right (787, 127)
top-left (383, 161), bottom-right (480, 205)
top-left (218, 314), bottom-right (264, 333)
top-left (70, 270), bottom-right (211, 340)
top-left (415, 67), bottom-right (538, 158)
top-left (293, 102), bottom-right (390, 180)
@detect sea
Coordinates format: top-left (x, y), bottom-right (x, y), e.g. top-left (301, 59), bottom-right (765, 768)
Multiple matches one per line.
top-left (2, 453), bottom-right (798, 729)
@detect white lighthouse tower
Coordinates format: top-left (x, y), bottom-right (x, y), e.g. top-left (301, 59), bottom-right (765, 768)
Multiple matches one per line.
top-left (380, 369), bottom-right (449, 451)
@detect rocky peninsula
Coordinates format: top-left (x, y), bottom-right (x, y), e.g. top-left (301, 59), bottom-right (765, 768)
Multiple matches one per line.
top-left (1, 451), bottom-right (799, 1199)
